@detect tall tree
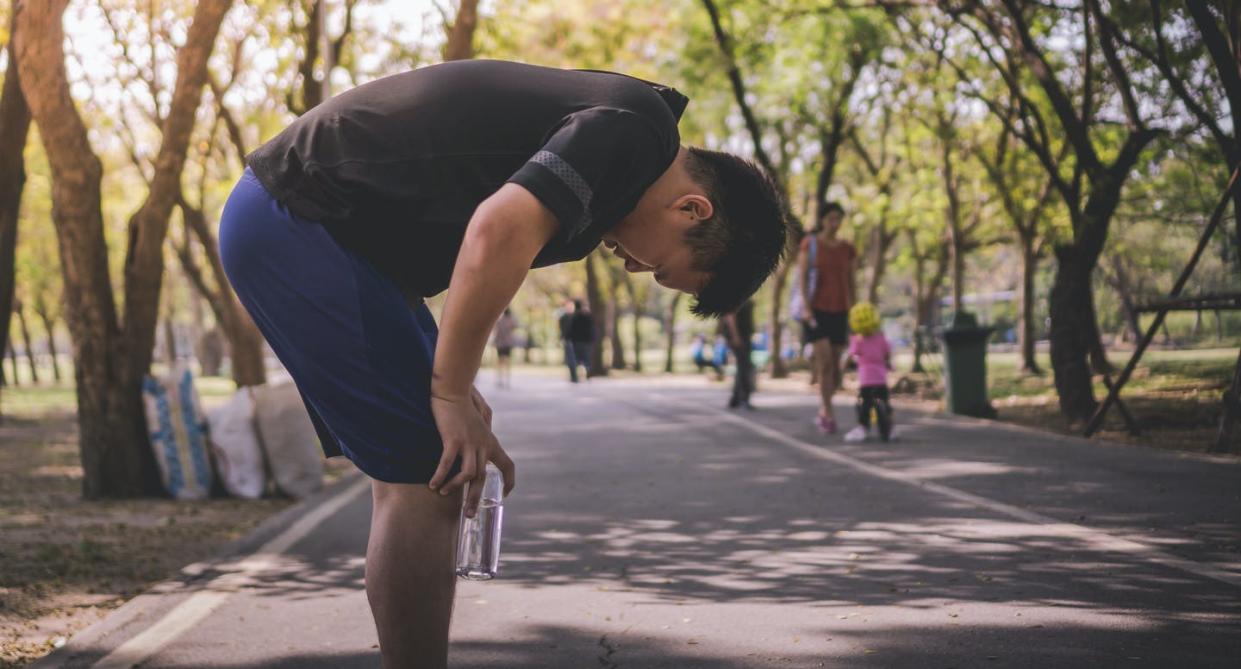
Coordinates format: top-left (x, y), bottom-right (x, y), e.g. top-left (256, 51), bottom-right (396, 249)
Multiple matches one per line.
top-left (15, 0), bottom-right (233, 497)
top-left (943, 1), bottom-right (1161, 422)
top-left (584, 250), bottom-right (609, 377)
top-left (973, 109), bottom-right (1059, 374)
top-left (286, 0), bottom-right (358, 115)
top-left (698, 0), bottom-right (885, 377)
top-left (443, 0), bottom-right (480, 61)
top-left (848, 108), bottom-right (903, 305)
top-left (12, 296), bottom-right (36, 384)
top-left (0, 9), bottom-right (31, 417)
top-left (103, 12), bottom-right (267, 388)
top-left (664, 291), bottom-right (683, 373)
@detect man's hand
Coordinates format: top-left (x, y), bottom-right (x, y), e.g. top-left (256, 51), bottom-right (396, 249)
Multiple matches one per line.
top-left (801, 306), bottom-right (815, 326)
top-left (428, 392), bottom-right (515, 518)
top-left (469, 385), bottom-right (493, 427)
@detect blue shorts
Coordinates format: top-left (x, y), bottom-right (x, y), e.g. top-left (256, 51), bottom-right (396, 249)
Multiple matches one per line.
top-left (219, 168), bottom-right (449, 484)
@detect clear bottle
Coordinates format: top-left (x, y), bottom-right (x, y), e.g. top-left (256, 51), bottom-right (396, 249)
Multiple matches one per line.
top-left (455, 464), bottom-right (505, 580)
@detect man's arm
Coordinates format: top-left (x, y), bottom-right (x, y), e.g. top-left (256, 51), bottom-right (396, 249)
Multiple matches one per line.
top-left (428, 183), bottom-right (559, 513)
top-left (847, 246), bottom-right (858, 307)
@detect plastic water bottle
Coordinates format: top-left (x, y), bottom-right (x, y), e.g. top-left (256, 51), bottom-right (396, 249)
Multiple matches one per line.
top-left (455, 464), bottom-right (505, 580)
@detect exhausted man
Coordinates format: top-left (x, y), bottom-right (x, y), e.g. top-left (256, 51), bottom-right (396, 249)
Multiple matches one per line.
top-left (219, 59), bottom-right (788, 668)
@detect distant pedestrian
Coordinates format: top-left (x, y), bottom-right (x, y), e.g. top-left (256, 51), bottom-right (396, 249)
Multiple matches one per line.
top-left (560, 299), bottom-right (594, 383)
top-left (798, 201), bottom-right (856, 433)
top-left (492, 308), bottom-right (519, 388)
top-left (843, 302), bottom-right (894, 442)
top-left (723, 299), bottom-right (756, 409)
top-left (690, 334), bottom-right (723, 378)
top-left (712, 333), bottom-right (729, 373)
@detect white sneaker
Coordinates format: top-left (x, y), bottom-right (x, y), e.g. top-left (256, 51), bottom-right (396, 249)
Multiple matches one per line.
top-left (844, 426), bottom-right (868, 442)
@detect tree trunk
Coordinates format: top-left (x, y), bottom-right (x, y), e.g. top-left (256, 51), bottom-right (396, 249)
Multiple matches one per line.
top-left (940, 126), bottom-right (966, 313)
top-left (186, 272), bottom-right (208, 371)
top-left (443, 0), bottom-right (480, 61)
top-left (767, 262), bottom-right (791, 378)
top-left (664, 292), bottom-right (682, 373)
top-left (174, 200), bottom-right (266, 386)
top-left (909, 237), bottom-right (927, 374)
top-left (14, 299), bottom-right (38, 384)
top-left (1109, 257), bottom-right (1143, 345)
top-left (5, 332), bottom-right (17, 386)
top-left (228, 319), bottom-right (266, 385)
top-left (0, 10), bottom-right (32, 408)
top-left (197, 328), bottom-right (224, 377)
top-left (583, 252), bottom-right (608, 377)
top-left (16, 0), bottom-right (231, 498)
top-left (34, 305), bottom-right (61, 382)
top-left (616, 270), bottom-right (644, 372)
top-left (865, 223), bottom-right (894, 305)
top-left (298, 0), bottom-right (324, 113)
top-left (1085, 301), bottom-right (1112, 372)
top-left (523, 308), bottom-right (536, 364)
top-left (118, 0), bottom-right (232, 410)
top-left (1049, 249), bottom-right (1099, 423)
top-left (912, 289), bottom-right (941, 377)
top-left (608, 297), bottom-right (626, 370)
top-left (630, 293), bottom-right (644, 373)
top-left (163, 319), bottom-right (177, 366)
top-left (1018, 238), bottom-right (1041, 374)
top-left (16, 0), bottom-right (156, 497)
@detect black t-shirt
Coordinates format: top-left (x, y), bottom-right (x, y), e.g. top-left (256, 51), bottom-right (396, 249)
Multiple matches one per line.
top-left (735, 300), bottom-right (755, 340)
top-left (247, 60), bottom-right (688, 297)
top-left (569, 312), bottom-right (595, 343)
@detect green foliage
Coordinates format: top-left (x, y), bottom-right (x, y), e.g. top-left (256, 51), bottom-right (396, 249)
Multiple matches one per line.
top-left (4, 0), bottom-right (1235, 399)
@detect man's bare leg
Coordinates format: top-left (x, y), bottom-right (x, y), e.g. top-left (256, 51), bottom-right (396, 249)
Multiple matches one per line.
top-left (367, 479), bottom-right (461, 669)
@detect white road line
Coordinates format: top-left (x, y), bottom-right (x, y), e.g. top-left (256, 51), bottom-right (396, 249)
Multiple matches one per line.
top-left (91, 476), bottom-right (371, 669)
top-left (653, 393), bottom-right (1241, 590)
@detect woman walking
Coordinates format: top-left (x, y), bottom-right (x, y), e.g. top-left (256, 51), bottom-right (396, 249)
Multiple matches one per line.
top-left (797, 201), bottom-right (856, 433)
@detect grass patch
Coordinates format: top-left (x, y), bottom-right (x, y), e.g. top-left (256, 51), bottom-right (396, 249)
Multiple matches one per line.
top-left (981, 348), bottom-right (1236, 453)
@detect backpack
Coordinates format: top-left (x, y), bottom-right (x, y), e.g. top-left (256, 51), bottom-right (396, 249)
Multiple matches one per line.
top-left (806, 236), bottom-right (820, 306)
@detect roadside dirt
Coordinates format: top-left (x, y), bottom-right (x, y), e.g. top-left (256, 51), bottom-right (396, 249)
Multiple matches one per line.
top-left (0, 402), bottom-right (352, 668)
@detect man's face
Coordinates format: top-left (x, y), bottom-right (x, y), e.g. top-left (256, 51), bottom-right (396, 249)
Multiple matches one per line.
top-left (602, 219), bottom-right (709, 294)
top-left (602, 193), bottom-right (713, 295)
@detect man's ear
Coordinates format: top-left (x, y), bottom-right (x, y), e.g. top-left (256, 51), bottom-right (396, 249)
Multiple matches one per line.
top-left (675, 193), bottom-right (714, 221)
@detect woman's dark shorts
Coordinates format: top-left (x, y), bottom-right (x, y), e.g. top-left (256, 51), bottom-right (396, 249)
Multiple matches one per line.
top-left (219, 168), bottom-right (447, 484)
top-left (806, 310), bottom-right (849, 346)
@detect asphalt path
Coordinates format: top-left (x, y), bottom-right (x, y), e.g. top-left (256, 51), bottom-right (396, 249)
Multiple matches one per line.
top-left (35, 374), bottom-right (1241, 668)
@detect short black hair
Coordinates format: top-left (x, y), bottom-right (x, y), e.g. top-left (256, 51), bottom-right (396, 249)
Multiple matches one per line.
top-left (821, 201), bottom-right (845, 217)
top-left (683, 147), bottom-right (790, 318)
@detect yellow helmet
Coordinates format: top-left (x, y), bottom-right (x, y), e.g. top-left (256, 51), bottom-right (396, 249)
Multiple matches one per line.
top-left (849, 302), bottom-right (880, 336)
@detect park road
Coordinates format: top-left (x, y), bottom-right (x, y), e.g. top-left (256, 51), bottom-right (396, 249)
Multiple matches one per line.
top-left (35, 374), bottom-right (1241, 668)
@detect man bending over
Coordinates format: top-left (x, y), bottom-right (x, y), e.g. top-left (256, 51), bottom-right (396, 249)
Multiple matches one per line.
top-left (219, 59), bottom-right (788, 668)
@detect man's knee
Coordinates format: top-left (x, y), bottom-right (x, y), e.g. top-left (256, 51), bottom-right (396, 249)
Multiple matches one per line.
top-left (371, 479), bottom-right (462, 527)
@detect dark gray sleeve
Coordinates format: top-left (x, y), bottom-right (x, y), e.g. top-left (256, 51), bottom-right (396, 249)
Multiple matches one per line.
top-left (507, 107), bottom-right (667, 242)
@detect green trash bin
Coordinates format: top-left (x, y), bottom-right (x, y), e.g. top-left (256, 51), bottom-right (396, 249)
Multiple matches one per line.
top-left (939, 311), bottom-right (997, 418)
